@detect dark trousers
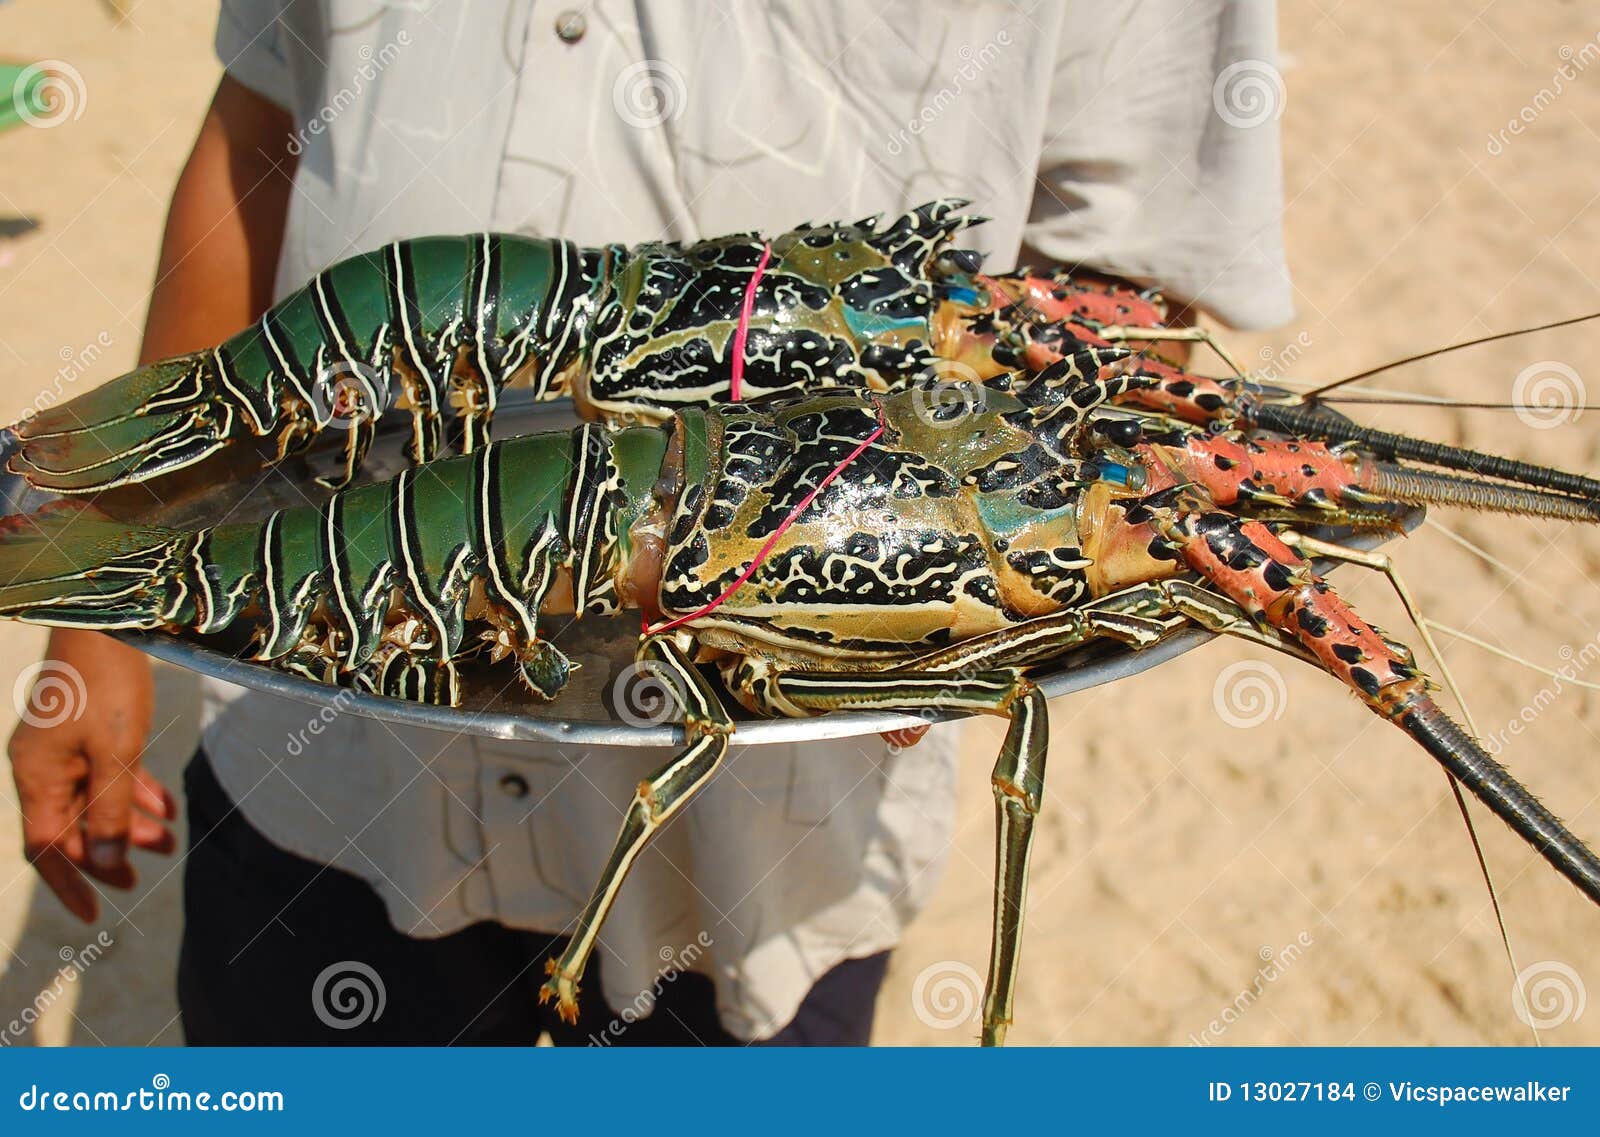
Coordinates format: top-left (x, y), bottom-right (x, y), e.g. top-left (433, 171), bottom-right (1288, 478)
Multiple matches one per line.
top-left (177, 750), bottom-right (889, 1045)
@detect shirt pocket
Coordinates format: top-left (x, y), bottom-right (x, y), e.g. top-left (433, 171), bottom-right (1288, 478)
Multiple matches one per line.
top-left (781, 738), bottom-right (890, 830)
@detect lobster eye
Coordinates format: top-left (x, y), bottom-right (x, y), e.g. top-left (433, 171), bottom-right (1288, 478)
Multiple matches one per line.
top-left (1093, 418), bottom-right (1142, 447)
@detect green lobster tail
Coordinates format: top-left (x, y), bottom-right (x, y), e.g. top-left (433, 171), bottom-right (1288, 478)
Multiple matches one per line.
top-left (0, 420), bottom-right (671, 705)
top-left (9, 234), bottom-right (603, 494)
top-left (9, 353), bottom-right (233, 492)
top-left (0, 501), bottom-right (197, 628)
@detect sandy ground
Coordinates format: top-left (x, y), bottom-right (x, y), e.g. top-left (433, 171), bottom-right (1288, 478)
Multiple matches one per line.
top-left (0, 0), bottom-right (1597, 1047)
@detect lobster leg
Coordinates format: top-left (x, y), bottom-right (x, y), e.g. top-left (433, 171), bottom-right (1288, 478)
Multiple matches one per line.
top-left (538, 636), bottom-right (734, 1022)
top-left (980, 684), bottom-right (1046, 1049)
top-left (775, 591), bottom-right (1285, 1045)
top-left (778, 669), bottom-right (1054, 1047)
top-left (1148, 503), bottom-right (1600, 904)
top-left (1098, 323), bottom-right (1250, 382)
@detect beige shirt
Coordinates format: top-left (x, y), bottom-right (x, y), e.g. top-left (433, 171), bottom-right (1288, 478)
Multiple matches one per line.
top-left (208, 0), bottom-right (1290, 1039)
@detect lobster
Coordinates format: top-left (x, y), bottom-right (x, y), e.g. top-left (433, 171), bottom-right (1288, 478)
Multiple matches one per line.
top-left (7, 200), bottom-right (1254, 495)
top-left (1, 350), bottom-right (1598, 1046)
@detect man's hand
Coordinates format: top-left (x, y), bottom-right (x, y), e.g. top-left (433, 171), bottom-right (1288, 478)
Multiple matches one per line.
top-left (8, 629), bottom-right (174, 921)
top-left (6, 75), bottom-right (293, 922)
top-left (880, 724), bottom-right (930, 750)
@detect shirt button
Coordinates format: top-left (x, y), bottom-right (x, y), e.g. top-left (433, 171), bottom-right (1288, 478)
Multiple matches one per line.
top-left (554, 9), bottom-right (586, 43)
top-left (498, 772), bottom-right (530, 799)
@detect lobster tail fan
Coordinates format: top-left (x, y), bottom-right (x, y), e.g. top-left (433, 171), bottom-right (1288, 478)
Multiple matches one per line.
top-left (1399, 698), bottom-right (1600, 906)
top-left (0, 501), bottom-right (189, 629)
top-left (9, 352), bottom-right (239, 493)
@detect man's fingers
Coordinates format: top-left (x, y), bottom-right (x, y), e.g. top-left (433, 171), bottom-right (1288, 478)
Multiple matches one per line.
top-left (130, 811), bottom-right (177, 856)
top-left (133, 766), bottom-right (177, 820)
top-left (23, 843), bottom-right (98, 923)
top-left (881, 724), bottom-right (930, 750)
top-left (83, 741), bottom-right (139, 887)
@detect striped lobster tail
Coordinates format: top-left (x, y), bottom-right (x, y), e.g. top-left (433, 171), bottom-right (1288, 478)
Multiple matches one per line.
top-left (9, 235), bottom-right (607, 494)
top-left (0, 422), bottom-right (668, 704)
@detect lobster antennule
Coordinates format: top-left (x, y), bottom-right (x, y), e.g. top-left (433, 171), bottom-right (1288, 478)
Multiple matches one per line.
top-left (1358, 462), bottom-right (1600, 522)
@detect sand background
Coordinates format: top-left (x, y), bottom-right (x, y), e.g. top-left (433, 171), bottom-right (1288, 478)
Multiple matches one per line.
top-left (0, 0), bottom-right (1596, 1046)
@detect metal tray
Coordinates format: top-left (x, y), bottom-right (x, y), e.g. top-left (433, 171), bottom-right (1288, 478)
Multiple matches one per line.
top-left (0, 391), bottom-right (1414, 747)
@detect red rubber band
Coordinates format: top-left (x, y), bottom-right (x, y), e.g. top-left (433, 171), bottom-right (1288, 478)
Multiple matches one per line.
top-left (728, 242), bottom-right (771, 402)
top-left (643, 403), bottom-right (887, 637)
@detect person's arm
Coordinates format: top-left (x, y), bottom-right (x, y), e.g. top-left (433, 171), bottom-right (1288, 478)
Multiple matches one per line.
top-left (8, 74), bottom-right (298, 921)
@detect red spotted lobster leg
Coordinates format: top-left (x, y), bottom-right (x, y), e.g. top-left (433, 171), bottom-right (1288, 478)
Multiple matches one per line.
top-left (985, 272), bottom-right (1255, 418)
top-left (1145, 501), bottom-right (1600, 905)
top-left (937, 271), bottom-right (1246, 426)
top-left (985, 269), bottom-right (1169, 330)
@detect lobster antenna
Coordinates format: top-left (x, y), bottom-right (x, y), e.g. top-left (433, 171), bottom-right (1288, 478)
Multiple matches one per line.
top-left (1320, 397), bottom-right (1597, 411)
top-left (1439, 776), bottom-right (1539, 1047)
top-left (1425, 620), bottom-right (1600, 691)
top-left (1424, 517), bottom-right (1574, 614)
top-left (1281, 530), bottom-right (1537, 1045)
top-left (1299, 310), bottom-right (1600, 400)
